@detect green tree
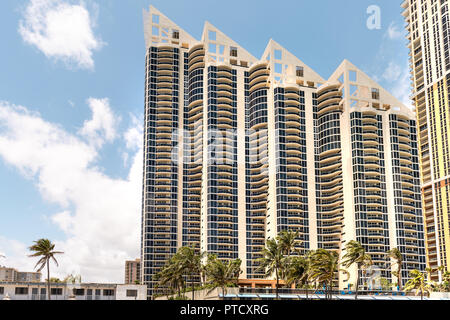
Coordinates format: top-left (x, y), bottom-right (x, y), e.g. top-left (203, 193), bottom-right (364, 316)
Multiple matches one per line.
top-left (277, 230), bottom-right (300, 257)
top-left (308, 249), bottom-right (340, 300)
top-left (341, 240), bottom-right (372, 300)
top-left (285, 255), bottom-right (311, 299)
top-left (257, 238), bottom-right (285, 300)
top-left (387, 248), bottom-right (403, 291)
top-left (28, 239), bottom-right (64, 300)
top-left (154, 254), bottom-right (185, 298)
top-left (63, 274), bottom-right (81, 284)
top-left (177, 246), bottom-right (204, 300)
top-left (404, 269), bottom-right (432, 300)
top-left (205, 255), bottom-right (242, 298)
top-left (379, 277), bottom-right (393, 291)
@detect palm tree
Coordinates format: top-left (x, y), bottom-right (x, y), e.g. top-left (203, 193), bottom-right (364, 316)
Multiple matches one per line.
top-left (404, 269), bottom-right (432, 300)
top-left (341, 240), bottom-right (372, 300)
top-left (257, 238), bottom-right (285, 299)
top-left (286, 255), bottom-right (310, 299)
top-left (28, 239), bottom-right (64, 300)
top-left (178, 246), bottom-right (204, 300)
top-left (205, 255), bottom-right (242, 298)
top-left (441, 271), bottom-right (450, 292)
top-left (155, 254), bottom-right (185, 298)
top-left (387, 248), bottom-right (403, 291)
top-left (308, 249), bottom-right (340, 300)
top-left (277, 230), bottom-right (300, 257)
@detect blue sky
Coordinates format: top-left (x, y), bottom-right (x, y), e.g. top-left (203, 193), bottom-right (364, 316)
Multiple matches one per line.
top-left (0, 0), bottom-right (409, 282)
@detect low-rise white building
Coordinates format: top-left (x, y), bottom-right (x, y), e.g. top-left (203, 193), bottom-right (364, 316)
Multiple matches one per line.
top-left (0, 282), bottom-right (147, 301)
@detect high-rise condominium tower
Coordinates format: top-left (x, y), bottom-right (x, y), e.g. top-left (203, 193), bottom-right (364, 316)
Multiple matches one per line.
top-left (402, 0), bottom-right (450, 281)
top-left (141, 5), bottom-right (425, 297)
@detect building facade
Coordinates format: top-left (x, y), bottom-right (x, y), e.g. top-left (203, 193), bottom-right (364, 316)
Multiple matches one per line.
top-left (0, 267), bottom-right (41, 283)
top-left (402, 0), bottom-right (450, 281)
top-left (141, 5), bottom-right (426, 297)
top-left (0, 282), bottom-right (147, 301)
top-left (125, 259), bottom-right (141, 284)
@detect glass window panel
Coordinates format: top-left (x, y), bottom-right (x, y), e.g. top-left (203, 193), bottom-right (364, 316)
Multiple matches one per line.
top-left (274, 49), bottom-right (282, 60)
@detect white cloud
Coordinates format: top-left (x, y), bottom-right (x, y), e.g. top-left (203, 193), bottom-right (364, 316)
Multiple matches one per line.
top-left (384, 61), bottom-right (413, 110)
top-left (79, 98), bottom-right (119, 147)
top-left (124, 114), bottom-right (143, 151)
top-left (18, 0), bottom-right (104, 70)
top-left (0, 237), bottom-right (37, 271)
top-left (0, 101), bottom-right (142, 283)
top-left (386, 22), bottom-right (403, 40)
top-left (382, 61), bottom-right (402, 82)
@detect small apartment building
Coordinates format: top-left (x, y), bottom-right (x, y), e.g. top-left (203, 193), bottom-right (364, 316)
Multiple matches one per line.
top-left (0, 282), bottom-right (147, 301)
top-left (0, 268), bottom-right (16, 282)
top-left (0, 267), bottom-right (41, 283)
top-left (16, 272), bottom-right (41, 283)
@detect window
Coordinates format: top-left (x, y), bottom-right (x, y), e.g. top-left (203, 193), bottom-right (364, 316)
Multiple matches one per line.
top-left (15, 287), bottom-right (28, 295)
top-left (274, 49), bottom-right (282, 60)
top-left (275, 63), bottom-right (282, 74)
top-left (349, 70), bottom-right (357, 82)
top-left (296, 66), bottom-right (304, 77)
top-left (95, 289), bottom-right (101, 296)
top-left (209, 30), bottom-right (217, 41)
top-left (230, 46), bottom-right (238, 57)
top-left (73, 289), bottom-right (85, 296)
top-left (51, 288), bottom-right (62, 296)
top-left (371, 88), bottom-right (380, 100)
top-left (126, 290), bottom-right (138, 297)
top-left (172, 29), bottom-right (179, 39)
top-left (103, 289), bottom-right (115, 296)
top-left (0, 287), bottom-right (4, 295)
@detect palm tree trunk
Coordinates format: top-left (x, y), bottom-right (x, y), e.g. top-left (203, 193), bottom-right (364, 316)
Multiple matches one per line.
top-left (305, 282), bottom-right (309, 300)
top-left (191, 276), bottom-right (195, 301)
top-left (398, 266), bottom-right (402, 292)
top-left (355, 270), bottom-right (360, 300)
top-left (47, 259), bottom-right (51, 300)
top-left (276, 271), bottom-right (279, 300)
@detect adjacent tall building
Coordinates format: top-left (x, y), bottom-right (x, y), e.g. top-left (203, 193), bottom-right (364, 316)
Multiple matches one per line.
top-left (125, 259), bottom-right (141, 285)
top-left (141, 5), bottom-right (426, 297)
top-left (402, 0), bottom-right (450, 282)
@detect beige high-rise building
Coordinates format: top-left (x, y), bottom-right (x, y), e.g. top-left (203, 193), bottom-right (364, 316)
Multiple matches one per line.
top-left (141, 5), bottom-right (425, 297)
top-left (125, 259), bottom-right (141, 285)
top-left (402, 0), bottom-right (450, 282)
